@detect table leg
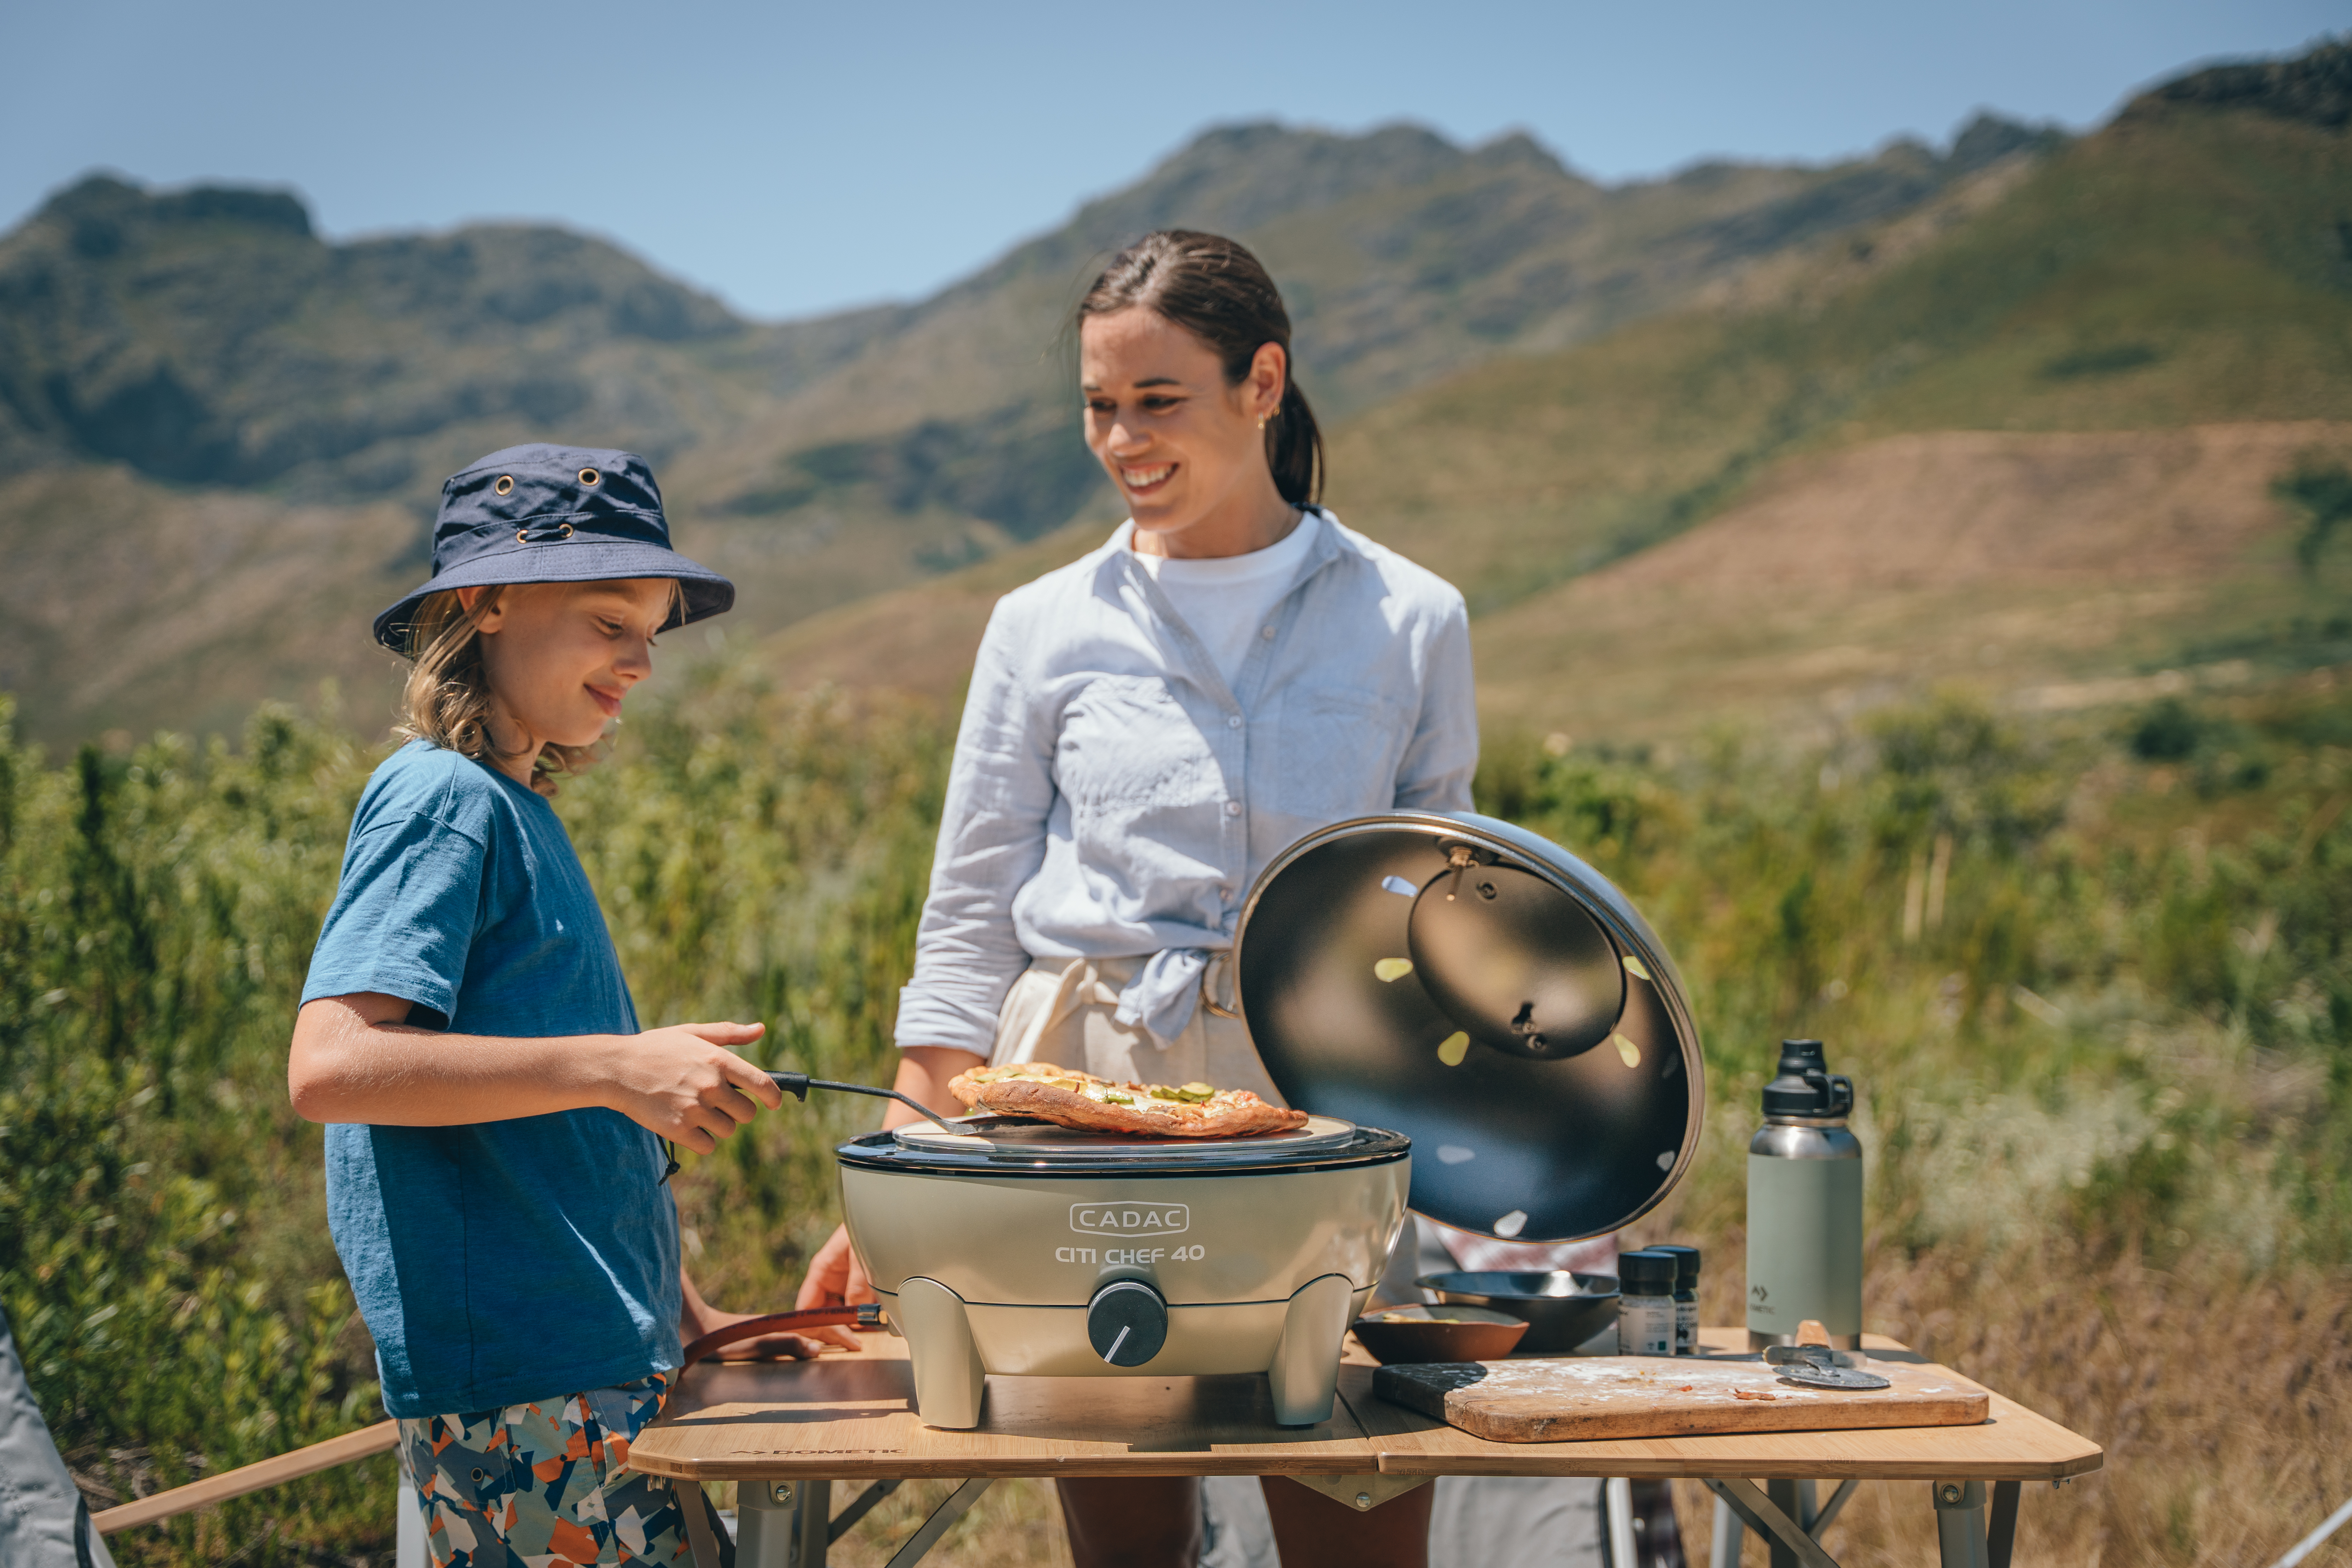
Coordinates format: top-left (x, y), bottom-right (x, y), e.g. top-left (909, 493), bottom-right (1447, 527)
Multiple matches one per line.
top-left (1987, 1481), bottom-right (2019, 1568)
top-left (1703, 1479), bottom-right (1841, 1568)
top-left (1931, 1480), bottom-right (1989, 1568)
top-left (882, 1478), bottom-right (992, 1568)
top-left (1812, 1479), bottom-right (1858, 1539)
top-left (736, 1479), bottom-right (797, 1568)
top-left (1766, 1480), bottom-right (1818, 1567)
top-left (828, 1479), bottom-right (904, 1542)
top-left (1605, 1478), bottom-right (1635, 1566)
top-left (795, 1479), bottom-right (833, 1567)
top-left (395, 1454), bottom-right (426, 1568)
top-left (1709, 1493), bottom-right (1744, 1568)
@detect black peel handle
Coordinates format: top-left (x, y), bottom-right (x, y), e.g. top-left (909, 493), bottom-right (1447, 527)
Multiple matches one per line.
top-left (769, 1071), bottom-right (946, 1126)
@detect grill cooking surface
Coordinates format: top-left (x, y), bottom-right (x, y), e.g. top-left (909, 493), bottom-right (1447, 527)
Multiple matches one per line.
top-left (841, 1114), bottom-right (1407, 1175)
top-left (894, 1113), bottom-right (1359, 1159)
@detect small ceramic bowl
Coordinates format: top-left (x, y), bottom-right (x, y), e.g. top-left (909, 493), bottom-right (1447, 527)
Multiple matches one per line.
top-left (1350, 1304), bottom-right (1531, 1364)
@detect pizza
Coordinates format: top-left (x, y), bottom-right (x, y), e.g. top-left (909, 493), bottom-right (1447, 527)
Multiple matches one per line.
top-left (946, 1062), bottom-right (1308, 1138)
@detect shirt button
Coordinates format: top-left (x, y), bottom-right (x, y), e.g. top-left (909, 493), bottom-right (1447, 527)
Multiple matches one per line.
top-left (1227, 714), bottom-right (1242, 729)
top-left (1260, 625), bottom-right (1276, 640)
top-left (1224, 800), bottom-right (1242, 817)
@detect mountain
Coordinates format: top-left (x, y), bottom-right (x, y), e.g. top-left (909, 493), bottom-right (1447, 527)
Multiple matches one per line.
top-left (764, 40), bottom-right (2352, 741)
top-left (0, 110), bottom-right (2060, 741)
top-left (0, 176), bottom-right (750, 495)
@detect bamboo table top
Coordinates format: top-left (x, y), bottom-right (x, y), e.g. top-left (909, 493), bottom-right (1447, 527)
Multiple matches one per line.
top-left (625, 1328), bottom-right (2103, 1485)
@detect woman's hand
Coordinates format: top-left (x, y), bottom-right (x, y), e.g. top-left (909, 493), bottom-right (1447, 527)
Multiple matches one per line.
top-left (794, 1224), bottom-right (875, 1350)
top-left (599, 1022), bottom-right (781, 1152)
top-left (680, 1268), bottom-right (825, 1362)
top-left (792, 1047), bottom-right (981, 1349)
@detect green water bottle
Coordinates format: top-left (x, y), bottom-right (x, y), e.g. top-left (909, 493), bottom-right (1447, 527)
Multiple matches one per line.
top-left (1745, 1039), bottom-right (1863, 1351)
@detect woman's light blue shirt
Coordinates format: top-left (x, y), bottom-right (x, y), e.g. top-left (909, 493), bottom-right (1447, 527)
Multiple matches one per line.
top-left (895, 510), bottom-right (1478, 1055)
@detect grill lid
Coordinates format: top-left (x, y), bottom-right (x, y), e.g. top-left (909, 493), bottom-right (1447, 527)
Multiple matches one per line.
top-left (1232, 811), bottom-right (1704, 1243)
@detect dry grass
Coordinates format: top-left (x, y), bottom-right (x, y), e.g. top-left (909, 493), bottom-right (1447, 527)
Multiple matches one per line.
top-left (1655, 1247), bottom-right (2352, 1567)
top-left (720, 1477), bottom-right (1075, 1568)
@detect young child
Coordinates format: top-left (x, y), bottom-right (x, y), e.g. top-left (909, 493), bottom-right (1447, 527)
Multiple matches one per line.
top-left (290, 445), bottom-right (800, 1567)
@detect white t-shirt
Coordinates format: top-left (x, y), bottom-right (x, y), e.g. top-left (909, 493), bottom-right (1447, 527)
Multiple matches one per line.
top-left (1131, 510), bottom-right (1321, 690)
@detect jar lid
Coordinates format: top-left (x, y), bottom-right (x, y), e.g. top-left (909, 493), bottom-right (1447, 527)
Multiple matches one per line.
top-left (1647, 1242), bottom-right (1702, 1285)
top-left (1617, 1249), bottom-right (1681, 1291)
top-left (1233, 811), bottom-right (1705, 1243)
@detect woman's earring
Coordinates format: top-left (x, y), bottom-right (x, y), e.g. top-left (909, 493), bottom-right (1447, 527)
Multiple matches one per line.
top-left (1257, 415), bottom-right (1268, 432)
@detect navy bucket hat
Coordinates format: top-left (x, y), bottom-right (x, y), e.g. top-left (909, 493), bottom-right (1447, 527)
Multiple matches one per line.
top-left (374, 444), bottom-right (734, 652)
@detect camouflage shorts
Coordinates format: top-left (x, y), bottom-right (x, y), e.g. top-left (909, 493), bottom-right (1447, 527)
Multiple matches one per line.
top-left (397, 1373), bottom-right (694, 1567)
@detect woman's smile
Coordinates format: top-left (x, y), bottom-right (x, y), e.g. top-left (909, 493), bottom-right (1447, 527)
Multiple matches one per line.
top-left (587, 683), bottom-right (625, 719)
top-left (1121, 462), bottom-right (1176, 494)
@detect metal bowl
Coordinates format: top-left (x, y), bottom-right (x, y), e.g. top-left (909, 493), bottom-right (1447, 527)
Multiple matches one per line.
top-left (1418, 1270), bottom-right (1619, 1353)
top-left (1351, 1304), bottom-right (1530, 1365)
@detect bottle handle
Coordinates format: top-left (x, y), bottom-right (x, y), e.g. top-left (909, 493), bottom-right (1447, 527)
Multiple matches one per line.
top-left (1825, 1073), bottom-right (1854, 1117)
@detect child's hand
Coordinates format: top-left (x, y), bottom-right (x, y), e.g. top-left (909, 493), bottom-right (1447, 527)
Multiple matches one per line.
top-left (603, 1022), bottom-right (781, 1152)
top-left (793, 1223), bottom-right (875, 1350)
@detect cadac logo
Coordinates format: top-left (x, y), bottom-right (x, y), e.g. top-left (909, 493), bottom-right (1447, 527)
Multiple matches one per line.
top-left (1069, 1202), bottom-right (1190, 1237)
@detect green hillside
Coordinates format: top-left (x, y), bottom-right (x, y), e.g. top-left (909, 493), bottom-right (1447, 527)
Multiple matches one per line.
top-left (771, 43), bottom-right (2352, 740)
top-left (1330, 61), bottom-right (2352, 616)
top-left (0, 117), bottom-right (2051, 743)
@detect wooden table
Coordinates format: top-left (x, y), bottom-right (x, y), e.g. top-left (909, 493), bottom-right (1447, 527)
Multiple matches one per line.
top-left (628, 1328), bottom-right (2100, 1568)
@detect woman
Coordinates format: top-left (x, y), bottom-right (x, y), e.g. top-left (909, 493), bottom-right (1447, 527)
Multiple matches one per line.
top-left (797, 231), bottom-right (1473, 1568)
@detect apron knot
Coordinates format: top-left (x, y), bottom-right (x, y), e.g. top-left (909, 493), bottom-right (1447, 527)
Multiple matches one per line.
top-left (1112, 947), bottom-right (1213, 1048)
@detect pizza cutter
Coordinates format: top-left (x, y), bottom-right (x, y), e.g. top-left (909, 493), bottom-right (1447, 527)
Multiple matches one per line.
top-left (1766, 1343), bottom-right (1891, 1390)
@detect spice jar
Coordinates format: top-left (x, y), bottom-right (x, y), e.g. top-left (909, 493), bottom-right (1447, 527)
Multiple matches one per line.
top-left (1616, 1250), bottom-right (1678, 1356)
top-left (1649, 1243), bottom-right (1701, 1355)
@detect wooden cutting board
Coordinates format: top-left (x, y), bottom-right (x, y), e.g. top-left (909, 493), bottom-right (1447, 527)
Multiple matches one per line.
top-left (1373, 1355), bottom-right (1989, 1443)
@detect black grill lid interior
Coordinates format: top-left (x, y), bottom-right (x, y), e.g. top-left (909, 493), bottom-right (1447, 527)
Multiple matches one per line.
top-left (1234, 811), bottom-right (1704, 1242)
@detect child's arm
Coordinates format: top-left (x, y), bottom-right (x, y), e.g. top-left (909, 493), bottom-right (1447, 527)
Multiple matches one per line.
top-left (287, 992), bottom-right (783, 1152)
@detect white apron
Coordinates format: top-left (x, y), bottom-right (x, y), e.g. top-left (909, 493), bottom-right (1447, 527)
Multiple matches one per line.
top-left (987, 954), bottom-right (1282, 1106)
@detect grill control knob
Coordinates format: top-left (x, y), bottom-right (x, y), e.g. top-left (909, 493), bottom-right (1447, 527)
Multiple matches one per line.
top-left (1087, 1279), bottom-right (1169, 1367)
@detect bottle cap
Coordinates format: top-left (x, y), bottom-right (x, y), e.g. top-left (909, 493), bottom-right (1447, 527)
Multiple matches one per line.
top-left (1761, 1039), bottom-right (1855, 1118)
top-left (1617, 1249), bottom-right (1679, 1293)
top-left (1648, 1242), bottom-right (1701, 1286)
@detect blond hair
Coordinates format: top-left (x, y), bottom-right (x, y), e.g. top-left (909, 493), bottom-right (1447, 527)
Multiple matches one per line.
top-left (395, 586), bottom-right (602, 797)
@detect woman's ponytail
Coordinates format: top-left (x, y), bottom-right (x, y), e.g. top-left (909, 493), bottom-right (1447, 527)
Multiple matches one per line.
top-left (1266, 376), bottom-right (1323, 508)
top-left (1077, 230), bottom-right (1325, 508)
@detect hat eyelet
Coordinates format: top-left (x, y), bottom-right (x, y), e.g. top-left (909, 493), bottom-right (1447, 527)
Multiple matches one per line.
top-left (578, 468), bottom-right (600, 486)
top-left (516, 529), bottom-right (529, 544)
top-left (494, 475), bottom-right (514, 496)
top-left (558, 522), bottom-right (574, 539)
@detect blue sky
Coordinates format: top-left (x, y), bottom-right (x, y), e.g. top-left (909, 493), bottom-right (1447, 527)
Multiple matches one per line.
top-left (1, 0), bottom-right (2336, 320)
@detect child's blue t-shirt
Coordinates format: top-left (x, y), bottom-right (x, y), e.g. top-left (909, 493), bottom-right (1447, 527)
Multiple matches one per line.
top-left (302, 740), bottom-right (681, 1418)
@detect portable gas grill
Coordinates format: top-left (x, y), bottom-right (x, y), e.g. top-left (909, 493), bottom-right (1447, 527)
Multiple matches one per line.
top-left (838, 1114), bottom-right (1409, 1427)
top-left (787, 810), bottom-right (1705, 1430)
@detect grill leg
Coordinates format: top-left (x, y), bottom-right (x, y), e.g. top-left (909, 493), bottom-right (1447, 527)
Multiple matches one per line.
top-left (1268, 1274), bottom-right (1354, 1426)
top-left (896, 1279), bottom-right (986, 1430)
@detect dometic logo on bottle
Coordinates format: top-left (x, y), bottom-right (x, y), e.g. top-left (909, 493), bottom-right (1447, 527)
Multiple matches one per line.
top-left (1069, 1202), bottom-right (1190, 1237)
